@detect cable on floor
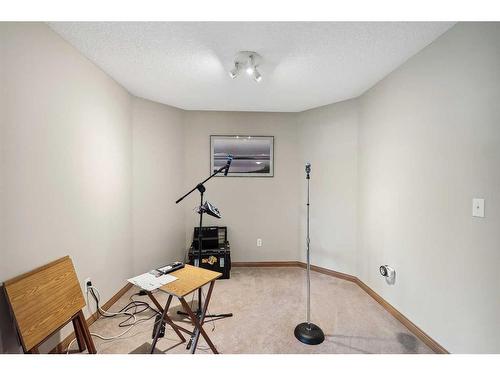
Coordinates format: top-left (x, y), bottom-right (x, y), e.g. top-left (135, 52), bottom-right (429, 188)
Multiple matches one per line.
top-left (66, 285), bottom-right (160, 353)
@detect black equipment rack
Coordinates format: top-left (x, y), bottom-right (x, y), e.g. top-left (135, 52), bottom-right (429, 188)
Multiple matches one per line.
top-left (188, 226), bottom-right (231, 279)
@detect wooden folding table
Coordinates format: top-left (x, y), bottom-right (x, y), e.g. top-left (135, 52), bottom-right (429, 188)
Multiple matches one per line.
top-left (3, 256), bottom-right (96, 354)
top-left (147, 264), bottom-right (222, 354)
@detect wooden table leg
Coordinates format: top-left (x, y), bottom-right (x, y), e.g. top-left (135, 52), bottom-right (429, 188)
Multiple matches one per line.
top-left (147, 291), bottom-right (164, 312)
top-left (76, 310), bottom-right (96, 354)
top-left (147, 291), bottom-right (186, 343)
top-left (179, 285), bottom-right (218, 355)
top-left (72, 315), bottom-right (86, 352)
top-left (162, 312), bottom-right (186, 343)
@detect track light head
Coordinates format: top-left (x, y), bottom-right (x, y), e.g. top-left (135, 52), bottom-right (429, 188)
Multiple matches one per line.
top-left (229, 62), bottom-right (240, 79)
top-left (253, 68), bottom-right (262, 82)
top-left (246, 55), bottom-right (255, 75)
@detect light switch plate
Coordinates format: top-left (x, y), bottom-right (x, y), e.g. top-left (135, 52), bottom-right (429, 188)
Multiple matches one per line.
top-left (472, 198), bottom-right (485, 218)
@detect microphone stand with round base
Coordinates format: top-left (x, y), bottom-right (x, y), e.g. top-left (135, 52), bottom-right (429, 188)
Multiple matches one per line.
top-left (294, 322), bottom-right (325, 345)
top-left (294, 165), bottom-right (325, 345)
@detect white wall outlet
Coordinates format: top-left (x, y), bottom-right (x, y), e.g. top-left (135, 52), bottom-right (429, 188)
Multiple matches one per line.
top-left (84, 277), bottom-right (92, 294)
top-left (257, 238), bottom-right (263, 247)
top-left (472, 198), bottom-right (485, 218)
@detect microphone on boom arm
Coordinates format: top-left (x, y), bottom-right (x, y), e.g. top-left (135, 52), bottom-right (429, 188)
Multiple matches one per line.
top-left (224, 154), bottom-right (233, 176)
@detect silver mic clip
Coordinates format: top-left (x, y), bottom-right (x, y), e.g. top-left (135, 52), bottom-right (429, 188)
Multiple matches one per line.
top-left (305, 163), bottom-right (311, 179)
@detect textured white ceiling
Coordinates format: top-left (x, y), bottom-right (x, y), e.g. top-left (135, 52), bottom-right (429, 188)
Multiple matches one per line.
top-left (49, 22), bottom-right (454, 112)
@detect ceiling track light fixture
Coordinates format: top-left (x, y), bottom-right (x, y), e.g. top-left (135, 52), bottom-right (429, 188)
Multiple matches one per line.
top-left (229, 51), bottom-right (263, 82)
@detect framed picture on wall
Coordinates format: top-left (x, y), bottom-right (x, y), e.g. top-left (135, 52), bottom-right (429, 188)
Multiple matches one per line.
top-left (210, 135), bottom-right (274, 177)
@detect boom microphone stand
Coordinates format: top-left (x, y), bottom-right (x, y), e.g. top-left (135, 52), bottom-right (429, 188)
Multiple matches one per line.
top-left (294, 163), bottom-right (325, 345)
top-left (175, 156), bottom-right (233, 349)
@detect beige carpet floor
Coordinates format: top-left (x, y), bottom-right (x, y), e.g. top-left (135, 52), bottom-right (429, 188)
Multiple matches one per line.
top-left (87, 267), bottom-right (433, 354)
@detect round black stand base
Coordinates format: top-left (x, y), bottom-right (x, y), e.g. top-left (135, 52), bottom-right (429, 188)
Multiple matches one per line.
top-left (294, 322), bottom-right (325, 345)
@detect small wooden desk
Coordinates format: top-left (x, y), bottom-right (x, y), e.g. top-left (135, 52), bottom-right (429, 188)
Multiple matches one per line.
top-left (147, 264), bottom-right (222, 354)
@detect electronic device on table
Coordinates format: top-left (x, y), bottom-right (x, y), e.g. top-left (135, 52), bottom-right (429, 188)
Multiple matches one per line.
top-left (188, 226), bottom-right (231, 279)
top-left (151, 261), bottom-right (184, 276)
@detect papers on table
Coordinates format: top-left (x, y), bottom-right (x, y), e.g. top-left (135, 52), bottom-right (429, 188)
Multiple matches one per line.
top-left (127, 271), bottom-right (177, 292)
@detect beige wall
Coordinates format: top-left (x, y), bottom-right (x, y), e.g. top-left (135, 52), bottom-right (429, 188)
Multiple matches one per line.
top-left (0, 24), bottom-right (192, 353)
top-left (357, 22), bottom-right (500, 353)
top-left (0, 23), bottom-right (134, 351)
top-left (182, 111), bottom-right (301, 262)
top-left (297, 100), bottom-right (359, 275)
top-left (0, 24), bottom-right (5, 283)
top-left (132, 98), bottom-right (185, 273)
top-left (0, 22), bottom-right (134, 285)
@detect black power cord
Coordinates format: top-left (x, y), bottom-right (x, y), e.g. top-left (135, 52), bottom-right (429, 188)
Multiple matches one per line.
top-left (88, 286), bottom-right (161, 329)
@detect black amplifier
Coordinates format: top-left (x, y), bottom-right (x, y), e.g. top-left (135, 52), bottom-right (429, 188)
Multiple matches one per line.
top-left (188, 248), bottom-right (231, 279)
top-left (192, 226), bottom-right (227, 250)
top-left (189, 226), bottom-right (231, 279)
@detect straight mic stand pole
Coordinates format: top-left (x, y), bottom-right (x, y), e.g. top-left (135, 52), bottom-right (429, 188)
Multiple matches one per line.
top-left (196, 184), bottom-right (205, 318)
top-left (306, 173), bottom-right (311, 326)
top-left (294, 165), bottom-right (325, 345)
